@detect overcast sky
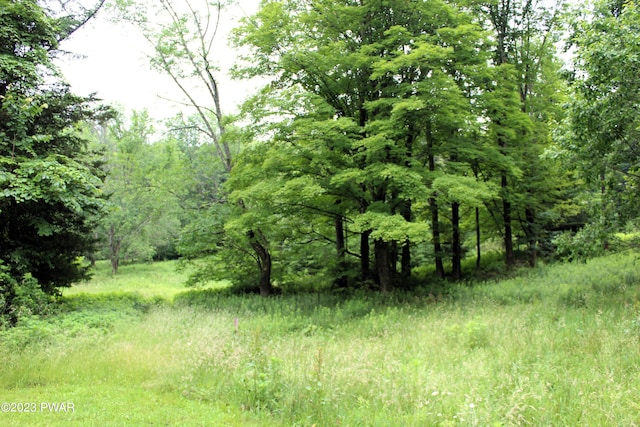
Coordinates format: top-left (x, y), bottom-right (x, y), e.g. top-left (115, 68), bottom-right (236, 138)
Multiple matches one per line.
top-left (54, 1), bottom-right (261, 122)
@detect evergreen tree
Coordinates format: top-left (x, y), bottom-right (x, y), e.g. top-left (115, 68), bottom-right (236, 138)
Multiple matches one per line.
top-left (0, 0), bottom-right (110, 322)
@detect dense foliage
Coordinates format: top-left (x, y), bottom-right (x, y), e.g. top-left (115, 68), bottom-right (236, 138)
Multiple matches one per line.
top-left (0, 0), bottom-right (110, 324)
top-left (3, 0), bottom-right (640, 304)
top-left (218, 0), bottom-right (573, 291)
top-left (562, 0), bottom-right (640, 251)
top-left (90, 111), bottom-right (187, 273)
top-left (108, 0), bottom-right (640, 294)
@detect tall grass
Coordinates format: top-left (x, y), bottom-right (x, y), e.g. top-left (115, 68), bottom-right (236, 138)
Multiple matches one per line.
top-left (1, 252), bottom-right (640, 426)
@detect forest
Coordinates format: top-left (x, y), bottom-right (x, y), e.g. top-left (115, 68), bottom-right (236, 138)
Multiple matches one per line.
top-left (0, 0), bottom-right (640, 314)
top-left (3, 1), bottom-right (640, 425)
top-left (2, 0), bottom-right (640, 318)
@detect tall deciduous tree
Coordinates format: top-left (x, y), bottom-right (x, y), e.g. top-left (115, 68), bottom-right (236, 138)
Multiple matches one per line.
top-left (115, 0), bottom-right (275, 295)
top-left (222, 87), bottom-right (365, 289)
top-left (477, 0), bottom-right (567, 267)
top-left (367, 14), bottom-right (495, 280)
top-left (566, 0), bottom-right (640, 236)
top-left (94, 110), bottom-right (185, 274)
top-left (233, 0), bottom-right (499, 289)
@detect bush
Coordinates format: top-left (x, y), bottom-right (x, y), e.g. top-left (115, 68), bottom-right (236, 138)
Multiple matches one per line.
top-left (553, 223), bottom-right (618, 262)
top-left (1, 262), bottom-right (53, 327)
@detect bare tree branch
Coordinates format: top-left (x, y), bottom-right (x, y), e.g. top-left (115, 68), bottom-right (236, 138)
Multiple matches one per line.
top-left (45, 0), bottom-right (108, 42)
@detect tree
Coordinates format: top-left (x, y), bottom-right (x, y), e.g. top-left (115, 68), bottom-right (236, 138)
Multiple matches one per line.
top-left (1, 0), bottom-right (110, 323)
top-left (232, 0), bottom-right (501, 289)
top-left (42, 0), bottom-right (108, 40)
top-left (565, 0), bottom-right (640, 239)
top-left (93, 110), bottom-right (186, 274)
top-left (366, 16), bottom-right (496, 280)
top-left (115, 0), bottom-right (276, 295)
top-left (476, 0), bottom-right (568, 267)
top-left (223, 87), bottom-right (365, 290)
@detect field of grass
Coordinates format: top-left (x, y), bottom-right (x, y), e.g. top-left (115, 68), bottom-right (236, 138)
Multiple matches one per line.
top-left (2, 252), bottom-right (640, 426)
top-left (63, 260), bottom-right (228, 299)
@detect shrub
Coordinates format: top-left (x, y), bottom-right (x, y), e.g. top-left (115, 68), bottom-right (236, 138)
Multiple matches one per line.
top-left (1, 262), bottom-right (53, 327)
top-left (553, 223), bottom-right (618, 262)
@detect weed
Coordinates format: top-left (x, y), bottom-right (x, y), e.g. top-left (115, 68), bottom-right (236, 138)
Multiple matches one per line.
top-left (446, 320), bottom-right (491, 349)
top-left (558, 286), bottom-right (588, 308)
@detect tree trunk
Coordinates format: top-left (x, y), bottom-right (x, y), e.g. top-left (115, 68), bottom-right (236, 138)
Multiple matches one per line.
top-left (247, 230), bottom-right (273, 296)
top-left (427, 122), bottom-right (444, 279)
top-left (526, 207), bottom-right (537, 267)
top-left (111, 256), bottom-right (119, 275)
top-left (451, 201), bottom-right (462, 280)
top-left (430, 197), bottom-right (445, 279)
top-left (89, 230), bottom-right (98, 267)
top-left (600, 172), bottom-right (610, 250)
top-left (360, 229), bottom-right (371, 282)
top-left (108, 225), bottom-right (120, 275)
top-left (401, 242), bottom-right (411, 281)
top-left (449, 150), bottom-right (462, 280)
top-left (374, 239), bottom-right (391, 293)
top-left (400, 201), bottom-right (411, 281)
top-left (389, 240), bottom-right (398, 277)
top-left (476, 207), bottom-right (481, 270)
top-left (258, 255), bottom-right (271, 297)
top-left (334, 215), bottom-right (348, 287)
top-left (502, 175), bottom-right (515, 268)
top-left (336, 215), bottom-right (345, 257)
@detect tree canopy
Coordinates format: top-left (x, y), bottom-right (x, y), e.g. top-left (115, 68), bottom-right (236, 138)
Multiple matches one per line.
top-left (566, 0), bottom-right (640, 226)
top-left (4, 0), bottom-right (640, 305)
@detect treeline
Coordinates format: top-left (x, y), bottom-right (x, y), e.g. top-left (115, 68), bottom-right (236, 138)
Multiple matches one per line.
top-left (95, 0), bottom-right (640, 294)
top-left (2, 0), bottom-right (640, 320)
top-left (221, 0), bottom-right (569, 294)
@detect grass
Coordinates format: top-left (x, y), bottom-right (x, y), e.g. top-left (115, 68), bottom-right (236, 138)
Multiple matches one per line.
top-left (2, 252), bottom-right (640, 425)
top-left (63, 260), bottom-right (228, 299)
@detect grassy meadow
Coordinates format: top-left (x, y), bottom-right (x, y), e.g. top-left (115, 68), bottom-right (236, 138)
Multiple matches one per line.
top-left (62, 261), bottom-right (229, 299)
top-left (1, 253), bottom-right (640, 426)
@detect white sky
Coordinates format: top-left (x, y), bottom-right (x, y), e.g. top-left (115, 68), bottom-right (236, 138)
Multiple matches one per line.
top-left (54, 1), bottom-right (261, 122)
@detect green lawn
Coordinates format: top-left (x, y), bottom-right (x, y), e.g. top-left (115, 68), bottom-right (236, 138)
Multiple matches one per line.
top-left (2, 252), bottom-right (640, 426)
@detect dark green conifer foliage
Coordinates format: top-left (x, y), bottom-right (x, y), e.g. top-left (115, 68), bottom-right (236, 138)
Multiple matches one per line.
top-left (1, 0), bottom-right (110, 320)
